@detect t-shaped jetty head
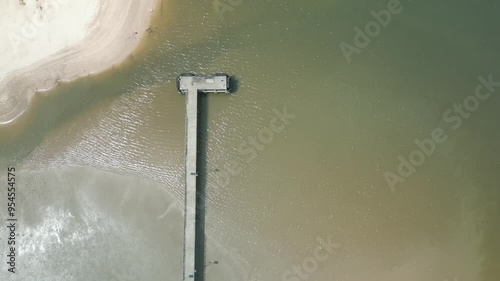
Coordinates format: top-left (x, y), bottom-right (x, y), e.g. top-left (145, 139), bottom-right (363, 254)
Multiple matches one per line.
top-left (177, 73), bottom-right (230, 94)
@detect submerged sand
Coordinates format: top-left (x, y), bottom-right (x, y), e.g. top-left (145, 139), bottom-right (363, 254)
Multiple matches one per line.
top-left (0, 0), bottom-right (158, 124)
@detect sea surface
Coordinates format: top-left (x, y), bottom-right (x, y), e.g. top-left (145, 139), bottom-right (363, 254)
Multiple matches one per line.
top-left (0, 0), bottom-right (499, 280)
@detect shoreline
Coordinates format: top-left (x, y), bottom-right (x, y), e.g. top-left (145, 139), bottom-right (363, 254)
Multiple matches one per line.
top-left (0, 0), bottom-right (159, 125)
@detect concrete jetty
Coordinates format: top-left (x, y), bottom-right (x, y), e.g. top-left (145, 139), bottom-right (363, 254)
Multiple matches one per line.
top-left (177, 73), bottom-right (230, 280)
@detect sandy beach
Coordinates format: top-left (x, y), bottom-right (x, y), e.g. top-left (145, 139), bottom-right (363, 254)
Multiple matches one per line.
top-left (0, 0), bottom-right (158, 124)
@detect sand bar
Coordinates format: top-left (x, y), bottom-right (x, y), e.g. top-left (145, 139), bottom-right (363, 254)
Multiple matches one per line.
top-left (0, 0), bottom-right (158, 124)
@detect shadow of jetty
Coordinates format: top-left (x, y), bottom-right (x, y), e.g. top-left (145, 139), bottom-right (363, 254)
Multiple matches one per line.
top-left (195, 93), bottom-right (208, 281)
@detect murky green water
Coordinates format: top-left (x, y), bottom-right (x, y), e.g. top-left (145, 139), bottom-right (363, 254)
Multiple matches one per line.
top-left (1, 0), bottom-right (499, 280)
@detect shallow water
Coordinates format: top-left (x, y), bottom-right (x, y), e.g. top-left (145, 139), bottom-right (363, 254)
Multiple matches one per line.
top-left (1, 0), bottom-right (499, 280)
